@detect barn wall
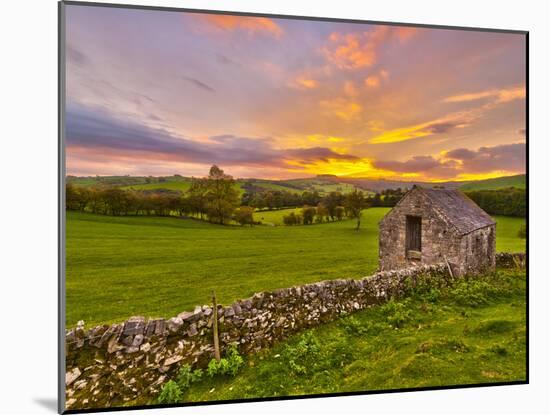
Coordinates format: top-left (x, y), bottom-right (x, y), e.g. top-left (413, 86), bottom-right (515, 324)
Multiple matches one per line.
top-left (458, 225), bottom-right (496, 275)
top-left (379, 190), bottom-right (461, 271)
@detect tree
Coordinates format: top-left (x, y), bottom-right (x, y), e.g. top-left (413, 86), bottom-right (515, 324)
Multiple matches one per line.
top-left (187, 177), bottom-right (209, 219)
top-left (283, 212), bottom-right (297, 226)
top-left (334, 205), bottom-right (345, 221)
top-left (234, 206), bottom-right (255, 226)
top-left (315, 203), bottom-right (329, 223)
top-left (301, 206), bottom-right (316, 225)
top-left (65, 183), bottom-right (80, 211)
top-left (204, 165), bottom-right (240, 225)
top-left (323, 191), bottom-right (344, 220)
top-left (345, 190), bottom-right (368, 230)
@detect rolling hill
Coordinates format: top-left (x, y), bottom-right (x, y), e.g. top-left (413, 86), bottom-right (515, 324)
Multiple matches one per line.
top-left (66, 173), bottom-right (526, 194)
top-left (458, 174), bottom-right (526, 191)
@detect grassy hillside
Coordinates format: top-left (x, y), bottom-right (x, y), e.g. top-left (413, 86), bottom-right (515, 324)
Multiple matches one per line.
top-left (459, 175), bottom-right (526, 191)
top-left (66, 210), bottom-right (525, 327)
top-left (169, 268), bottom-right (526, 403)
top-left (121, 180), bottom-right (192, 192)
top-left (241, 180), bottom-right (303, 194)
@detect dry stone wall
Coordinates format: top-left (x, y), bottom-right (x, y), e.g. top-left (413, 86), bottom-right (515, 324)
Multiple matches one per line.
top-left (64, 263), bottom-right (453, 410)
top-left (495, 252), bottom-right (526, 268)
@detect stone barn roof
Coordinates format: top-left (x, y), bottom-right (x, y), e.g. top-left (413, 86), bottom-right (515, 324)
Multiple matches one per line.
top-left (417, 187), bottom-right (495, 235)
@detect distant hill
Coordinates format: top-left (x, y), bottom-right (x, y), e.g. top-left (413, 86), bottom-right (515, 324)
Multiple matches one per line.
top-left (66, 173), bottom-right (526, 194)
top-left (459, 174), bottom-right (526, 191)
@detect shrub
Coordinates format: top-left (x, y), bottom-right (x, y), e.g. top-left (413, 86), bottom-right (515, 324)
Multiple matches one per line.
top-left (380, 299), bottom-right (413, 328)
top-left (334, 206), bottom-right (345, 220)
top-left (448, 279), bottom-right (503, 307)
top-left (342, 317), bottom-right (386, 336)
top-left (233, 206), bottom-right (255, 226)
top-left (421, 288), bottom-right (442, 303)
top-left (206, 345), bottom-right (244, 377)
top-left (301, 206), bottom-right (316, 225)
top-left (175, 364), bottom-right (203, 391)
top-left (282, 331), bottom-right (321, 375)
top-left (157, 380), bottom-right (182, 404)
top-left (283, 212), bottom-right (299, 226)
top-left (342, 317), bottom-right (368, 336)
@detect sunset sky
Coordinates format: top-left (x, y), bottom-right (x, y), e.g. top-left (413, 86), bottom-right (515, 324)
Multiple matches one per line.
top-left (65, 4), bottom-right (526, 181)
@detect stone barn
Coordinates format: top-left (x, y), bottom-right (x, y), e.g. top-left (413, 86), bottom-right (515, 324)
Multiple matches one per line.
top-left (378, 186), bottom-right (496, 276)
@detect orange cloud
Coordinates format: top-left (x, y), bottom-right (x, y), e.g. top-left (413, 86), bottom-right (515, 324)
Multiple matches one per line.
top-left (320, 98), bottom-right (362, 121)
top-left (443, 85), bottom-right (525, 103)
top-left (294, 78), bottom-right (318, 89)
top-left (369, 115), bottom-right (470, 144)
top-left (286, 157), bottom-right (393, 178)
top-left (371, 85), bottom-right (525, 144)
top-left (198, 15), bottom-right (283, 37)
top-left (367, 120), bottom-right (385, 132)
top-left (324, 27), bottom-right (417, 69)
top-left (365, 69), bottom-right (389, 88)
top-left (365, 75), bottom-right (380, 88)
top-left (394, 27), bottom-right (418, 42)
top-left (343, 81), bottom-right (359, 96)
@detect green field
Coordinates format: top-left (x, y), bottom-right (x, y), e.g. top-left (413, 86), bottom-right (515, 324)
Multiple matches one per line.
top-left (243, 180), bottom-right (303, 194)
top-left (494, 216), bottom-right (527, 252)
top-left (171, 269), bottom-right (526, 403)
top-left (66, 209), bottom-right (525, 327)
top-left (253, 207), bottom-right (353, 226)
top-left (459, 174), bottom-right (526, 191)
top-left (121, 181), bottom-right (192, 192)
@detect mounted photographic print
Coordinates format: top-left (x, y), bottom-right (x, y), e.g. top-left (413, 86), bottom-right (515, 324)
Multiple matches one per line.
top-left (59, 1), bottom-right (528, 412)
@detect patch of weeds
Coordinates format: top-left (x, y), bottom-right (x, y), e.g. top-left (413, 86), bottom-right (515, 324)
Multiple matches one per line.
top-left (416, 338), bottom-right (469, 355)
top-left (176, 364), bottom-right (203, 391)
top-left (325, 342), bottom-right (356, 369)
top-left (473, 319), bottom-right (516, 336)
top-left (341, 316), bottom-right (385, 336)
top-left (489, 344), bottom-right (509, 356)
top-left (448, 279), bottom-right (496, 307)
top-left (421, 288), bottom-right (442, 304)
top-left (380, 299), bottom-right (413, 328)
top-left (282, 331), bottom-right (321, 376)
top-left (157, 380), bottom-right (182, 404)
top-left (206, 345), bottom-right (244, 377)
top-left (342, 316), bottom-right (368, 336)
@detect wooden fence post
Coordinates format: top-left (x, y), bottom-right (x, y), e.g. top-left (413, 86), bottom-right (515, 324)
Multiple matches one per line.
top-left (212, 290), bottom-right (221, 362)
top-left (444, 255), bottom-right (454, 279)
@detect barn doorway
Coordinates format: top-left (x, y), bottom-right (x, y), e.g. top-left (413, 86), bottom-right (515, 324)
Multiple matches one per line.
top-left (406, 215), bottom-right (422, 259)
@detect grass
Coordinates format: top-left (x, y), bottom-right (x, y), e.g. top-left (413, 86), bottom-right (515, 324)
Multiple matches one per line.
top-left (243, 180), bottom-right (303, 194)
top-left (66, 209), bottom-right (386, 327)
top-left (459, 174), bottom-right (526, 191)
top-left (66, 209), bottom-right (526, 327)
top-left (155, 268), bottom-right (526, 403)
top-left (121, 181), bottom-right (192, 192)
top-left (494, 215), bottom-right (526, 252)
top-left (122, 180), bottom-right (245, 195)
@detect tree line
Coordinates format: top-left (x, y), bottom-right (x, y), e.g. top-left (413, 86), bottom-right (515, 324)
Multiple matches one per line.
top-left (282, 189), bottom-right (369, 230)
top-left (66, 166), bottom-right (252, 225)
top-left (241, 187), bottom-right (407, 210)
top-left (66, 165), bottom-right (374, 229)
top-left (67, 165), bottom-right (525, 229)
top-left (464, 188), bottom-right (526, 217)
